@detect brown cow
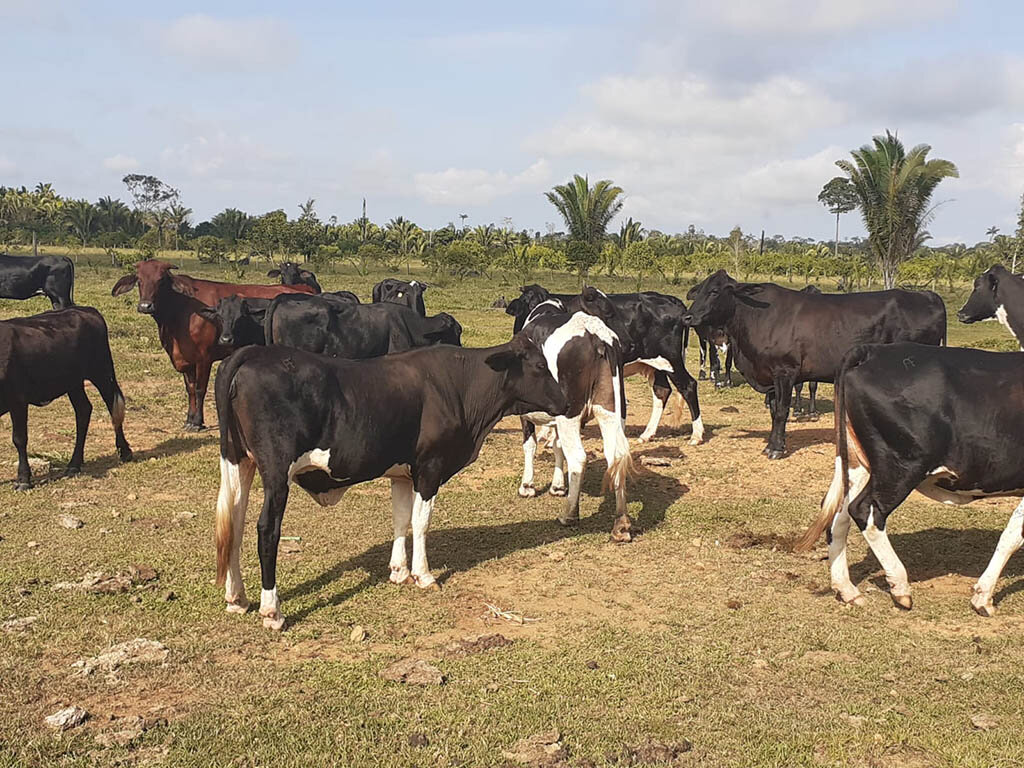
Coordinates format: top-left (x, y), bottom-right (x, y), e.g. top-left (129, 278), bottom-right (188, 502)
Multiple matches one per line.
top-left (111, 260), bottom-right (312, 431)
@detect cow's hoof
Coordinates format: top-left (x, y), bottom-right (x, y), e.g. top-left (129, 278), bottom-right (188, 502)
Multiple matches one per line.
top-left (765, 448), bottom-right (785, 460)
top-left (389, 566), bottom-right (412, 585)
top-left (971, 599), bottom-right (996, 618)
top-left (837, 591), bottom-right (866, 607)
top-left (119, 448), bottom-right (134, 463)
top-left (182, 422), bottom-right (204, 433)
top-left (518, 484), bottom-right (536, 498)
top-left (225, 598), bottom-right (249, 614)
top-left (891, 593), bottom-right (913, 610)
top-left (636, 434), bottom-right (653, 444)
top-left (413, 574), bottom-right (439, 590)
top-left (698, 370), bottom-right (707, 381)
top-left (13, 481), bottom-right (31, 492)
top-left (610, 516), bottom-right (633, 543)
top-left (557, 514), bottom-right (580, 527)
top-left (689, 436), bottom-right (703, 446)
top-left (63, 466), bottom-right (82, 479)
top-left (262, 614), bottom-right (286, 631)
top-left (549, 484), bottom-right (567, 497)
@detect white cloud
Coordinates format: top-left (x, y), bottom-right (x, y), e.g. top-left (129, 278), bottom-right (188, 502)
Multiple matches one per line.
top-left (160, 131), bottom-right (291, 181)
top-left (0, 154), bottom-right (15, 174)
top-left (158, 14), bottom-right (297, 72)
top-left (413, 159), bottom-right (551, 205)
top-left (102, 153), bottom-right (138, 172)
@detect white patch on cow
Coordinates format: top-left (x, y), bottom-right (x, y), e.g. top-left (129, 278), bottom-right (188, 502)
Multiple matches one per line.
top-left (828, 463), bottom-right (870, 604)
top-left (716, 342), bottom-right (728, 356)
top-left (260, 587), bottom-right (283, 629)
top-left (384, 463), bottom-right (412, 479)
top-left (519, 433), bottom-right (538, 496)
top-left (916, 465), bottom-right (1024, 505)
top-left (637, 389), bottom-right (664, 442)
top-left (218, 456), bottom-right (255, 611)
top-left (410, 492), bottom-right (437, 588)
top-left (689, 415), bottom-right (704, 445)
top-left (635, 356), bottom-right (674, 373)
top-left (540, 312), bottom-right (619, 381)
top-left (288, 448), bottom-right (348, 506)
top-left (862, 509), bottom-right (911, 603)
top-left (972, 497), bottom-right (1024, 615)
top-left (593, 288), bottom-right (609, 298)
top-left (523, 298), bottom-right (565, 327)
top-left (389, 478), bottom-right (414, 584)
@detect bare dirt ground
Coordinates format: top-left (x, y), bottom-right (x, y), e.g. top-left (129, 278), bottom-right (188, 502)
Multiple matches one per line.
top-left (1, 258), bottom-right (1022, 767)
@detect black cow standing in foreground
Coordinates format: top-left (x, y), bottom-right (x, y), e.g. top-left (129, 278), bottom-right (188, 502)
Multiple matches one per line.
top-left (957, 264), bottom-right (1024, 346)
top-left (795, 343), bottom-right (1024, 616)
top-left (373, 278), bottom-right (427, 316)
top-left (268, 262), bottom-right (322, 293)
top-left (265, 294), bottom-right (461, 356)
top-left (0, 253), bottom-right (75, 309)
top-left (1, 307), bottom-right (132, 489)
top-left (515, 290), bottom-right (634, 540)
top-left (214, 337), bottom-right (567, 630)
top-left (684, 270), bottom-right (945, 458)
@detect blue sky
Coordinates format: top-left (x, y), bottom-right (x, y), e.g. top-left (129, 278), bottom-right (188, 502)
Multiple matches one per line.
top-left (3, 0), bottom-right (1023, 244)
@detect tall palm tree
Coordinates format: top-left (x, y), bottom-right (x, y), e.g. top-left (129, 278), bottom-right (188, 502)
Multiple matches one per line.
top-left (148, 208), bottom-right (171, 248)
top-left (613, 217), bottom-right (644, 250)
top-left (299, 198), bottom-right (317, 220)
top-left (837, 131), bottom-right (958, 289)
top-left (545, 174), bottom-right (624, 249)
top-left (470, 223), bottom-right (497, 249)
top-left (64, 199), bottom-right (97, 246)
top-left (96, 196), bottom-right (130, 233)
top-left (211, 208), bottom-right (252, 245)
top-left (386, 216), bottom-right (421, 274)
top-left (167, 203), bottom-right (193, 250)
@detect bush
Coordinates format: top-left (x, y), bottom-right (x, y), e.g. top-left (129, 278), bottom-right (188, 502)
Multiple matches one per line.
top-left (565, 239), bottom-right (600, 278)
top-left (135, 229), bottom-right (160, 260)
top-left (426, 240), bottom-right (487, 281)
top-left (194, 235), bottom-right (228, 264)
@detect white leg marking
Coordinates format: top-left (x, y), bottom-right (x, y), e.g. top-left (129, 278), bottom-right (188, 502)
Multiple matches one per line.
top-left (219, 457), bottom-right (255, 613)
top-left (260, 587), bottom-right (284, 630)
top-left (862, 508), bottom-right (912, 608)
top-left (972, 497), bottom-right (1024, 616)
top-left (410, 492), bottom-right (437, 589)
top-left (519, 433), bottom-right (538, 497)
top-left (594, 404), bottom-right (630, 490)
top-left (829, 462), bottom-right (869, 605)
top-left (689, 415), bottom-right (704, 446)
top-left (556, 416), bottom-right (587, 519)
top-left (637, 386), bottom-right (664, 443)
top-left (389, 478), bottom-right (414, 584)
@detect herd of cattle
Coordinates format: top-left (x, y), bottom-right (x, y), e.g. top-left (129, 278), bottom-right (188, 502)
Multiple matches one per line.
top-left (2, 252), bottom-right (1024, 630)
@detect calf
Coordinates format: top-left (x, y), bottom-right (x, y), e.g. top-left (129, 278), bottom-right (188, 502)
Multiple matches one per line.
top-left (958, 264), bottom-right (1024, 347)
top-left (0, 253), bottom-right (74, 309)
top-left (199, 296), bottom-right (270, 348)
top-left (795, 342), bottom-right (1024, 616)
top-left (684, 270), bottom-right (945, 458)
top-left (112, 260), bottom-right (311, 430)
top-left (213, 336), bottom-right (567, 630)
top-left (373, 278), bottom-right (427, 316)
top-left (266, 294), bottom-right (460, 357)
top-left (267, 262), bottom-right (322, 293)
top-left (515, 292), bottom-right (634, 540)
top-left (1, 307), bottom-right (132, 489)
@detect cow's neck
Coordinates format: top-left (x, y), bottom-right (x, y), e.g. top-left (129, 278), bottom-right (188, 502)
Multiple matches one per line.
top-left (460, 354), bottom-right (521, 448)
top-left (996, 275), bottom-right (1024, 348)
top-left (723, 294), bottom-right (772, 387)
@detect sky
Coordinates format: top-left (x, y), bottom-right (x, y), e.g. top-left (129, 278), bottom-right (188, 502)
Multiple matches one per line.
top-left (2, 0), bottom-right (1023, 244)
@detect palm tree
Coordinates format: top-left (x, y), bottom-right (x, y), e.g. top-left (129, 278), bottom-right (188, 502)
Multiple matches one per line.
top-left (148, 207), bottom-right (171, 248)
top-left (96, 196), bottom-right (130, 233)
top-left (386, 216), bottom-right (421, 274)
top-left (64, 199), bottom-right (97, 246)
top-left (837, 131), bottom-right (959, 289)
top-left (470, 223), bottom-right (497, 249)
top-left (167, 203), bottom-right (193, 250)
top-left (545, 174), bottom-right (624, 248)
top-left (613, 217), bottom-right (644, 250)
top-left (299, 198), bottom-right (317, 220)
top-left (211, 208), bottom-right (253, 245)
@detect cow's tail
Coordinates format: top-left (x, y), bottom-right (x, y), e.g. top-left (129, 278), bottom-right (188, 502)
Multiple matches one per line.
top-left (793, 345), bottom-right (864, 553)
top-left (64, 256), bottom-right (75, 306)
top-left (215, 350), bottom-right (252, 585)
top-left (601, 345), bottom-right (634, 494)
top-left (263, 298), bottom-right (279, 345)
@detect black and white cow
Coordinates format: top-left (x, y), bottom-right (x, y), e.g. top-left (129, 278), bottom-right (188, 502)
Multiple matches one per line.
top-left (1, 307), bottom-right (132, 489)
top-left (507, 285), bottom-right (704, 446)
top-left (958, 264), bottom-right (1024, 347)
top-left (0, 253), bottom-right (75, 309)
top-left (515, 289), bottom-right (634, 541)
top-left (684, 270), bottom-right (945, 458)
top-left (268, 262), bottom-right (322, 293)
top-left (373, 278), bottom-right (427, 316)
top-left (795, 342), bottom-right (1024, 616)
top-left (213, 336), bottom-right (567, 630)
top-left (265, 293), bottom-right (461, 356)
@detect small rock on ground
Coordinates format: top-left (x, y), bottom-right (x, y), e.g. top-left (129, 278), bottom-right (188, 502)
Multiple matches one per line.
top-left (73, 638), bottom-right (169, 676)
top-left (45, 706), bottom-right (88, 731)
top-left (606, 739), bottom-right (692, 765)
top-left (380, 657), bottom-right (445, 686)
top-left (2, 616), bottom-right (38, 633)
top-left (56, 514), bottom-right (84, 529)
top-left (445, 633), bottom-right (512, 657)
top-left (502, 730), bottom-right (568, 767)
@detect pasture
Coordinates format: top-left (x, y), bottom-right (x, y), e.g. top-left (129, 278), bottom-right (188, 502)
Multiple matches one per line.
top-left (2, 256), bottom-right (1023, 768)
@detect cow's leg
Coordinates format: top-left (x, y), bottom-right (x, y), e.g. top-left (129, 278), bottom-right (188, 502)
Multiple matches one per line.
top-left (182, 367), bottom-right (199, 431)
top-left (594, 405), bottom-right (632, 543)
top-left (826, 462), bottom-right (871, 605)
top-left (549, 429), bottom-right (567, 496)
top-left (10, 403), bottom-right (31, 491)
top-left (555, 416), bottom-right (587, 525)
top-left (219, 457), bottom-right (256, 613)
top-left (256, 470), bottom-right (289, 630)
top-left (409, 491), bottom-right (438, 589)
top-left (389, 477), bottom-right (414, 584)
top-left (793, 383), bottom-right (804, 415)
top-left (92, 373), bottom-right (133, 462)
top-left (720, 342), bottom-right (734, 388)
top-left (667, 367), bottom-right (703, 445)
top-left (65, 386), bottom-right (92, 477)
top-left (764, 374), bottom-right (793, 459)
top-left (192, 359), bottom-right (213, 431)
top-left (518, 418), bottom-right (538, 497)
top-left (637, 378), bottom-right (670, 443)
top-left (971, 498), bottom-right (1024, 617)
top-left (707, 334), bottom-right (721, 383)
top-left (697, 331), bottom-right (707, 380)
top-left (808, 382), bottom-right (819, 419)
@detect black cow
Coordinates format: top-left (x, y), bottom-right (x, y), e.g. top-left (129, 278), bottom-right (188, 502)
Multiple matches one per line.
top-left (795, 342), bottom-right (1024, 616)
top-left (515, 289), bottom-right (633, 540)
top-left (266, 294), bottom-right (461, 357)
top-left (684, 270), bottom-right (945, 458)
top-left (373, 278), bottom-right (427, 316)
top-left (958, 264), bottom-right (1024, 347)
top-left (0, 253), bottom-right (75, 309)
top-left (1, 307), bottom-right (132, 489)
top-left (213, 336), bottom-right (567, 630)
top-left (793, 285), bottom-right (821, 415)
top-left (268, 262), bottom-right (321, 293)
top-left (199, 296), bottom-right (270, 348)
top-left (507, 285), bottom-right (703, 445)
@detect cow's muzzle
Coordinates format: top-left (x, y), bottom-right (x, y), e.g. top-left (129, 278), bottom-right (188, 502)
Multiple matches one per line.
top-left (137, 302), bottom-right (155, 315)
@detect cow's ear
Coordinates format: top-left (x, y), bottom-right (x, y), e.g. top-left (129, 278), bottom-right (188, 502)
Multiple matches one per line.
top-left (485, 349), bottom-right (521, 372)
top-left (111, 274), bottom-right (137, 296)
top-left (196, 307), bottom-right (219, 323)
top-left (734, 284), bottom-right (763, 296)
top-left (249, 307), bottom-right (268, 323)
top-left (987, 271), bottom-right (999, 289)
top-left (298, 270), bottom-right (314, 279)
top-left (267, 269), bottom-right (281, 278)
top-left (419, 283), bottom-right (428, 292)
top-left (170, 277), bottom-right (194, 297)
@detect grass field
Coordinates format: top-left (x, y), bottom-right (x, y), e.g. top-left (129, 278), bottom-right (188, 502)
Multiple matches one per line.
top-left (2, 252), bottom-right (1023, 767)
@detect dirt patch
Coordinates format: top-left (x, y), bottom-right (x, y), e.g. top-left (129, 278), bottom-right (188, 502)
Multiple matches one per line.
top-left (445, 633), bottom-right (513, 657)
top-left (605, 739), bottom-right (693, 765)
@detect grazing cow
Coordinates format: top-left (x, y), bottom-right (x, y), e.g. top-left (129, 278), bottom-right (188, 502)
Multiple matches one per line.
top-left (373, 278), bottom-right (427, 316)
top-left (267, 262), bottom-right (322, 293)
top-left (507, 285), bottom-right (704, 445)
top-left (515, 290), bottom-right (634, 540)
top-left (265, 293), bottom-right (461, 357)
top-left (1, 307), bottom-right (132, 489)
top-left (111, 260), bottom-right (312, 430)
top-left (795, 342), bottom-right (1024, 616)
top-left (213, 336), bottom-right (567, 630)
top-left (683, 270), bottom-right (945, 458)
top-left (0, 253), bottom-right (74, 309)
top-left (957, 264), bottom-right (1024, 347)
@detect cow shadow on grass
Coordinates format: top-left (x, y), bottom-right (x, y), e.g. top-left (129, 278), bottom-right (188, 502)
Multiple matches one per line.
top-left (849, 526), bottom-right (1024, 605)
top-left (281, 460), bottom-right (689, 623)
top-left (732, 427), bottom-right (834, 453)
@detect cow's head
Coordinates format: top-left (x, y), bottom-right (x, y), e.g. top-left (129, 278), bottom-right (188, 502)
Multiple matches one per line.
top-left (425, 312), bottom-right (463, 346)
top-left (269, 262), bottom-right (319, 292)
top-left (111, 260), bottom-right (190, 315)
top-left (374, 278), bottom-right (427, 315)
top-left (578, 286), bottom-right (636, 360)
top-left (958, 265), bottom-right (1010, 324)
top-left (683, 269), bottom-right (760, 327)
top-left (486, 334), bottom-right (567, 416)
top-left (197, 295), bottom-right (266, 347)
top-left (506, 284), bottom-right (551, 333)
